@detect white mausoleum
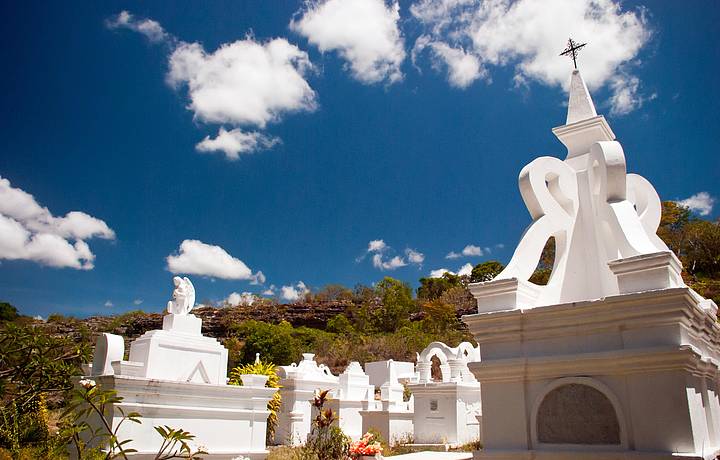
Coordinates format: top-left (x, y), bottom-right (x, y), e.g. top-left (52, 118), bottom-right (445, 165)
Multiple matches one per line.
top-left (82, 277), bottom-right (277, 459)
top-left (464, 68), bottom-right (720, 459)
top-left (360, 360), bottom-right (415, 445)
top-left (408, 342), bottom-right (482, 446)
top-left (275, 353), bottom-right (339, 445)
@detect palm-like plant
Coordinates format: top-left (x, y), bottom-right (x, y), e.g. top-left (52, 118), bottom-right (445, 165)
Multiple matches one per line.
top-left (228, 358), bottom-right (281, 444)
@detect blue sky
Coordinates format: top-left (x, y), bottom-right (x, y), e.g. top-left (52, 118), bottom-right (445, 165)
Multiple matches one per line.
top-left (0, 0), bottom-right (718, 318)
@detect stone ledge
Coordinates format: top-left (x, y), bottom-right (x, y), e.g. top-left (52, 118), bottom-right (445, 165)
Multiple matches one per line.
top-left (468, 345), bottom-right (719, 383)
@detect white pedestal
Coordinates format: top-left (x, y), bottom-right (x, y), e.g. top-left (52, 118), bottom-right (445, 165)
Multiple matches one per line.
top-left (359, 408), bottom-right (414, 446)
top-left (113, 314), bottom-right (228, 385)
top-left (463, 287), bottom-right (720, 459)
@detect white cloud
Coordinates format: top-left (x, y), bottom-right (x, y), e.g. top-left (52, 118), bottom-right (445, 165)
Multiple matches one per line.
top-left (405, 248), bottom-right (425, 264)
top-left (411, 0), bottom-right (651, 113)
top-left (676, 192), bottom-right (715, 216)
top-left (413, 36), bottom-right (483, 88)
top-left (196, 127), bottom-right (281, 160)
top-left (168, 38), bottom-right (317, 128)
top-left (291, 0), bottom-right (405, 84)
top-left (0, 176), bottom-right (115, 270)
top-left (226, 291), bottom-right (257, 307)
top-left (262, 285), bottom-right (277, 296)
top-left (281, 281), bottom-right (310, 302)
top-left (446, 243), bottom-right (484, 259)
top-left (372, 254), bottom-right (407, 270)
top-left (363, 240), bottom-right (423, 270)
top-left (166, 239), bottom-right (254, 280)
top-left (458, 262), bottom-right (473, 277)
top-left (104, 300), bottom-right (114, 308)
top-left (430, 268), bottom-right (452, 278)
top-left (250, 270), bottom-right (267, 285)
top-left (133, 299), bottom-right (143, 305)
top-left (368, 239), bottom-right (387, 252)
top-left (430, 262), bottom-right (473, 278)
top-left (106, 10), bottom-right (171, 44)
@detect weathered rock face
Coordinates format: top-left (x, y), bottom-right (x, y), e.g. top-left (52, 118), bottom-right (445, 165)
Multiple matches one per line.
top-left (38, 301), bottom-right (357, 345)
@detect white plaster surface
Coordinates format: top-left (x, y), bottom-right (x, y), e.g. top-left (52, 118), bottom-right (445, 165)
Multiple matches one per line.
top-left (275, 353), bottom-right (339, 445)
top-left (463, 70), bottom-right (720, 460)
top-left (469, 70), bottom-right (684, 314)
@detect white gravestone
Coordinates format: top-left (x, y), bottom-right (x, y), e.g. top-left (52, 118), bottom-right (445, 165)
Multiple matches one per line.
top-left (463, 69), bottom-right (720, 459)
top-left (275, 353), bottom-right (339, 446)
top-left (409, 342), bottom-right (482, 446)
top-left (82, 277), bottom-right (277, 459)
top-left (359, 360), bottom-right (415, 445)
top-left (326, 361), bottom-right (375, 441)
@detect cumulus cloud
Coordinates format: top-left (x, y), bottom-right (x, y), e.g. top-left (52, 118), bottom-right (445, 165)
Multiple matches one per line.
top-left (250, 270), bottom-right (267, 285)
top-left (676, 192), bottom-right (715, 216)
top-left (281, 281), bottom-right (310, 302)
top-left (225, 291), bottom-right (257, 306)
top-left (457, 262), bottom-right (473, 277)
top-left (166, 239), bottom-right (254, 280)
top-left (106, 10), bottom-right (172, 44)
top-left (368, 239), bottom-right (388, 252)
top-left (430, 262), bottom-right (473, 278)
top-left (446, 244), bottom-right (484, 259)
top-left (0, 176), bottom-right (115, 270)
top-left (168, 38), bottom-right (317, 128)
top-left (373, 254), bottom-right (407, 270)
top-left (262, 285), bottom-right (277, 296)
top-left (361, 239), bottom-right (424, 270)
top-left (429, 268), bottom-right (451, 278)
top-left (196, 127), bottom-right (281, 160)
top-left (291, 0), bottom-right (405, 84)
top-left (410, 0), bottom-right (652, 114)
top-left (104, 300), bottom-right (114, 308)
top-left (111, 11), bottom-right (317, 160)
top-left (405, 248), bottom-right (425, 264)
top-left (133, 299), bottom-right (143, 305)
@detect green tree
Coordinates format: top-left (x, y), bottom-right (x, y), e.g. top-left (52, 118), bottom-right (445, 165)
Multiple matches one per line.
top-left (370, 277), bottom-right (415, 333)
top-left (470, 261), bottom-right (505, 283)
top-left (0, 303), bottom-right (19, 323)
top-left (230, 320), bottom-right (300, 366)
top-left (417, 273), bottom-right (462, 301)
top-left (326, 314), bottom-right (353, 334)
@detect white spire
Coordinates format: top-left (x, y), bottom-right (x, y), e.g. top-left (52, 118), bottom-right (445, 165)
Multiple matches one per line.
top-left (566, 69), bottom-right (597, 124)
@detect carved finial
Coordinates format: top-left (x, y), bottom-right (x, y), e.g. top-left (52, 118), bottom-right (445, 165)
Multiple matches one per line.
top-left (560, 37), bottom-right (587, 69)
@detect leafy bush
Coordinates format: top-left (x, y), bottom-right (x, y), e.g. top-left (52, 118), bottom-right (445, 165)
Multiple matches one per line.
top-left (231, 320), bottom-right (301, 365)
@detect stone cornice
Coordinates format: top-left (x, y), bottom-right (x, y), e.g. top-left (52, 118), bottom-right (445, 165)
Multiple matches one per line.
top-left (468, 345), bottom-right (719, 383)
top-left (462, 288), bottom-right (720, 357)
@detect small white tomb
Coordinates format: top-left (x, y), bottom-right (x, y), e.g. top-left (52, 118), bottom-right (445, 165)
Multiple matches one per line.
top-left (326, 361), bottom-right (375, 441)
top-left (82, 277), bottom-right (277, 459)
top-left (360, 360), bottom-right (415, 445)
top-left (275, 353), bottom-right (339, 445)
top-left (409, 342), bottom-right (482, 447)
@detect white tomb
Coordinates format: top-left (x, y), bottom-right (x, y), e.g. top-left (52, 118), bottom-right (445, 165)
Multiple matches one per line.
top-left (274, 353), bottom-right (339, 445)
top-left (82, 277), bottom-right (277, 459)
top-left (409, 342), bottom-right (482, 446)
top-left (360, 360), bottom-right (415, 445)
top-left (464, 68), bottom-right (720, 459)
top-left (326, 361), bottom-right (375, 441)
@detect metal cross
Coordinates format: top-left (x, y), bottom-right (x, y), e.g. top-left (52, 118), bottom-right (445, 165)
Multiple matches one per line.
top-left (560, 38), bottom-right (587, 69)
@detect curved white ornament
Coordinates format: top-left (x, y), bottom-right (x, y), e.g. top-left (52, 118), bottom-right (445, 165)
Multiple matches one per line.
top-left (485, 139), bottom-right (678, 309)
top-left (167, 276), bottom-right (196, 315)
top-left (497, 156), bottom-right (578, 283)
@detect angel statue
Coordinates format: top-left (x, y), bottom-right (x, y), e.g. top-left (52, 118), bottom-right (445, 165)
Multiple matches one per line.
top-left (167, 276), bottom-right (196, 315)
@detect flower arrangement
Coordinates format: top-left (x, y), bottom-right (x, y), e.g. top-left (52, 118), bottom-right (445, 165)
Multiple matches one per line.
top-left (349, 432), bottom-right (383, 459)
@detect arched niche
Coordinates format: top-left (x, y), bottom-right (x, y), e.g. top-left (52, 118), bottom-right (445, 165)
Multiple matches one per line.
top-left (531, 377), bottom-right (627, 449)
